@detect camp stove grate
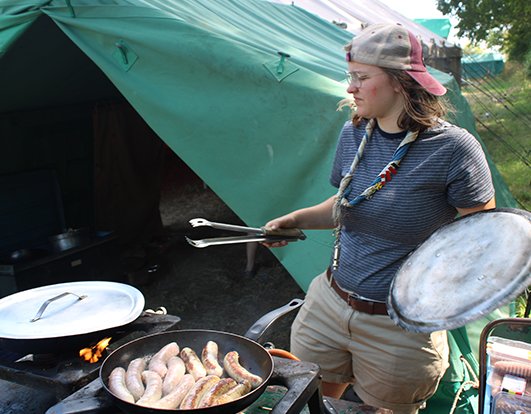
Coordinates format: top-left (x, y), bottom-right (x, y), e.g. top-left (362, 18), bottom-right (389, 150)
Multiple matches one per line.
top-left (46, 356), bottom-right (327, 414)
top-left (1, 312), bottom-right (360, 414)
top-left (0, 312), bottom-right (180, 399)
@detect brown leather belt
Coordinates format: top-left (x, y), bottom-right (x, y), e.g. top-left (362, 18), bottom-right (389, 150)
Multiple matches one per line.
top-left (326, 268), bottom-right (388, 316)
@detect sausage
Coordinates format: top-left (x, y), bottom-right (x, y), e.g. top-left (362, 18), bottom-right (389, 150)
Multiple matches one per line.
top-left (136, 370), bottom-right (163, 406)
top-left (180, 375), bottom-right (220, 409)
top-left (198, 377), bottom-right (238, 408)
top-left (223, 351), bottom-right (263, 388)
top-left (150, 374), bottom-right (195, 409)
top-left (201, 340), bottom-right (224, 377)
top-left (213, 380), bottom-right (252, 405)
top-left (125, 357), bottom-right (146, 401)
top-left (148, 342), bottom-right (179, 378)
top-left (108, 367), bottom-right (135, 404)
top-left (180, 347), bottom-right (207, 380)
top-left (162, 356), bottom-right (186, 396)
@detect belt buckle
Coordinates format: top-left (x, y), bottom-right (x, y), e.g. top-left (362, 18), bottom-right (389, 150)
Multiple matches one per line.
top-left (347, 295), bottom-right (375, 314)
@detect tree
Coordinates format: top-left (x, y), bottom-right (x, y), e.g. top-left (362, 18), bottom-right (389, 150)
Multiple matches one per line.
top-left (437, 0), bottom-right (530, 62)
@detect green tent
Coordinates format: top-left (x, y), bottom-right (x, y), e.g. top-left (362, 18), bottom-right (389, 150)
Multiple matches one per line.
top-left (462, 52), bottom-right (505, 80)
top-left (0, 1), bottom-right (517, 412)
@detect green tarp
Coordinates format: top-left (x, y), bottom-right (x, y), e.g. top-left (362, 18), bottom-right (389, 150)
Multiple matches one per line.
top-left (414, 18), bottom-right (452, 40)
top-left (0, 2), bottom-right (517, 412)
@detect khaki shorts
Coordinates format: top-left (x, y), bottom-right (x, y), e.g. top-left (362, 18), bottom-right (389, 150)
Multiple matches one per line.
top-left (290, 271), bottom-right (449, 414)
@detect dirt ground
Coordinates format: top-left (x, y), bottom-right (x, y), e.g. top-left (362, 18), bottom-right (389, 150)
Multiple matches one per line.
top-left (143, 172), bottom-right (307, 349)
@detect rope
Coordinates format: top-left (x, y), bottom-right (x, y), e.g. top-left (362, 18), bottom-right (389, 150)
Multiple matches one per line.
top-left (331, 119), bottom-right (418, 270)
top-left (448, 356), bottom-right (480, 414)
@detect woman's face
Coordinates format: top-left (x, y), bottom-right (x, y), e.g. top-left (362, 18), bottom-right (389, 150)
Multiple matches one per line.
top-left (346, 61), bottom-right (404, 122)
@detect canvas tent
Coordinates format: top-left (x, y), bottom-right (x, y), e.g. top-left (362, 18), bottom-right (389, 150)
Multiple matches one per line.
top-left (462, 52), bottom-right (505, 80)
top-left (0, 1), bottom-right (518, 412)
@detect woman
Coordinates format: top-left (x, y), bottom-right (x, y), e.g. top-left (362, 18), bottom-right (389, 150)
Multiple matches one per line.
top-left (265, 23), bottom-right (495, 414)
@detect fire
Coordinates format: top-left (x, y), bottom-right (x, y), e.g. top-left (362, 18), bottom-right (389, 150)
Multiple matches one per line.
top-left (79, 337), bottom-right (112, 363)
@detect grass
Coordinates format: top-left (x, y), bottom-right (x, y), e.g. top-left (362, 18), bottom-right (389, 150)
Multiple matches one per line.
top-left (461, 61), bottom-right (531, 210)
top-left (462, 62), bottom-right (530, 318)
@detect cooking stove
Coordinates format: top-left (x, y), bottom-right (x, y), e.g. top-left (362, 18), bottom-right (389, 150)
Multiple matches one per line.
top-left (0, 312), bottom-right (358, 414)
top-left (0, 312), bottom-right (180, 399)
top-left (45, 357), bottom-right (327, 414)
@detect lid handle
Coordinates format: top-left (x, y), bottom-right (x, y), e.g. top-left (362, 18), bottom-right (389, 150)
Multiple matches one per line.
top-left (30, 292), bottom-right (87, 322)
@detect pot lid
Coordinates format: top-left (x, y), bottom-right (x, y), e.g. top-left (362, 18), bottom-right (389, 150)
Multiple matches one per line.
top-left (0, 281), bottom-right (144, 339)
top-left (388, 208), bottom-right (531, 333)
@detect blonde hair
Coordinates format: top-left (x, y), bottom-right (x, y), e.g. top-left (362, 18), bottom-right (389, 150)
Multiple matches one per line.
top-left (338, 68), bottom-right (450, 133)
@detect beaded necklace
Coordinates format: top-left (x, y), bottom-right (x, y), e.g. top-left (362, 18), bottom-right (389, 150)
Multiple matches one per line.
top-left (331, 119), bottom-right (419, 270)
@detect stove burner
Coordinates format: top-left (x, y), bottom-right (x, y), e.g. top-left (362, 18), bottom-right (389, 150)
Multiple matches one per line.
top-left (17, 353), bottom-right (63, 364)
top-left (1, 314), bottom-right (361, 414)
top-left (0, 313), bottom-right (180, 398)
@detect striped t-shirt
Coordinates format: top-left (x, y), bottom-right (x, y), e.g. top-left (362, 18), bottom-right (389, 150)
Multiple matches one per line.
top-left (330, 119), bottom-right (495, 302)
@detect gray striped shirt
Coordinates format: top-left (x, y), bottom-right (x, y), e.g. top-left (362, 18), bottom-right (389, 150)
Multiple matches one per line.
top-left (330, 119), bottom-right (495, 302)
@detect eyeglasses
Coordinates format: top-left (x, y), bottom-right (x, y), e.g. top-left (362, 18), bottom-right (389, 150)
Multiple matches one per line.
top-left (345, 71), bottom-right (386, 87)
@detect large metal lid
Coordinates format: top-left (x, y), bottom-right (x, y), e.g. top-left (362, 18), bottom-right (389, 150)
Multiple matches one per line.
top-left (388, 208), bottom-right (531, 333)
top-left (0, 281), bottom-right (144, 339)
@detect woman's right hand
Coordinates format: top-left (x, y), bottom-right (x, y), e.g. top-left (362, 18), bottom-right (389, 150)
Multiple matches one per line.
top-left (261, 196), bottom-right (336, 248)
top-left (262, 213), bottom-right (298, 248)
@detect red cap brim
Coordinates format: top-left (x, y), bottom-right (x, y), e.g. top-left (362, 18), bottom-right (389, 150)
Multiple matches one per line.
top-left (407, 70), bottom-right (447, 96)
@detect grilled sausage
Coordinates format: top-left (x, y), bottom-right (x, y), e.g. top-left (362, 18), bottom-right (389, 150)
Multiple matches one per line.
top-left (214, 380), bottom-right (252, 405)
top-left (180, 375), bottom-right (220, 409)
top-left (223, 351), bottom-right (263, 388)
top-left (136, 370), bottom-right (163, 406)
top-left (108, 367), bottom-right (135, 404)
top-left (180, 347), bottom-right (207, 380)
top-left (201, 340), bottom-right (224, 377)
top-left (148, 342), bottom-right (179, 378)
top-left (162, 356), bottom-right (186, 395)
top-left (125, 357), bottom-right (146, 401)
top-left (150, 374), bottom-right (195, 409)
top-left (198, 377), bottom-right (238, 408)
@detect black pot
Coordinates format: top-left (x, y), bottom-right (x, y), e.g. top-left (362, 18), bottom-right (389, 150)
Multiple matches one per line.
top-left (48, 228), bottom-right (90, 252)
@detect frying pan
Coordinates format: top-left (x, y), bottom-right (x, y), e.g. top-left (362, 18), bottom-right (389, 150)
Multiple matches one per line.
top-left (100, 299), bottom-right (303, 414)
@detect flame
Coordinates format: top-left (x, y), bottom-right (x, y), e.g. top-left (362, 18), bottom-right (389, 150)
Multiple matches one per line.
top-left (79, 337), bottom-right (112, 363)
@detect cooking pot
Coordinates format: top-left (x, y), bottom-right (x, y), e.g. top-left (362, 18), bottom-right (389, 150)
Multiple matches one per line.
top-left (99, 299), bottom-right (304, 414)
top-left (49, 228), bottom-right (90, 252)
top-left (0, 281), bottom-right (144, 354)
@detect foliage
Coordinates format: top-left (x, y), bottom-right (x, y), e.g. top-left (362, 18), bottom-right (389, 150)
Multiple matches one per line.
top-left (525, 49), bottom-right (531, 78)
top-left (437, 0), bottom-right (531, 63)
top-left (515, 289), bottom-right (530, 318)
top-left (462, 61), bottom-right (531, 209)
top-left (463, 62), bottom-right (530, 318)
top-left (462, 43), bottom-right (485, 56)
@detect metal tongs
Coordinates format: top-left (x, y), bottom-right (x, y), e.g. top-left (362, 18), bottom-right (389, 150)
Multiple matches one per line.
top-left (185, 218), bottom-right (306, 248)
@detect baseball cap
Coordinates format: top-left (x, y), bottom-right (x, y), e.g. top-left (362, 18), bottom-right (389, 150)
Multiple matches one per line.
top-left (345, 23), bottom-right (447, 96)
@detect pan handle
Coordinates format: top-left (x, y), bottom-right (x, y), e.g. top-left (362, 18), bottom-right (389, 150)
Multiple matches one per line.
top-left (244, 298), bottom-right (304, 342)
top-left (30, 292), bottom-right (87, 322)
